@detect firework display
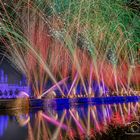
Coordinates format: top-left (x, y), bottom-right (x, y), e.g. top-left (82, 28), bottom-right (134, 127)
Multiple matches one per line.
top-left (0, 1), bottom-right (140, 140)
top-left (0, 0), bottom-right (139, 98)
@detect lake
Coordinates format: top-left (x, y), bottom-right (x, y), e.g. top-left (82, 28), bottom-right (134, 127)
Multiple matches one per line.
top-left (0, 103), bottom-right (140, 140)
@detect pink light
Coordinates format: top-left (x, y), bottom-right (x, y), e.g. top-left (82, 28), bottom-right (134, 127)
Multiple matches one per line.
top-left (41, 113), bottom-right (67, 130)
top-left (69, 110), bottom-right (85, 134)
top-left (67, 72), bottom-right (78, 96)
top-left (39, 77), bottom-right (69, 98)
top-left (17, 91), bottom-right (29, 98)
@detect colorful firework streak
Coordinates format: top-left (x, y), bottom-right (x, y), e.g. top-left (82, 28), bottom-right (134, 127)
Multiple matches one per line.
top-left (0, 0), bottom-right (139, 97)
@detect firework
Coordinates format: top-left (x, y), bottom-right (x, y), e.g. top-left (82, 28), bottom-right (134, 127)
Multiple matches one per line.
top-left (0, 0), bottom-right (139, 97)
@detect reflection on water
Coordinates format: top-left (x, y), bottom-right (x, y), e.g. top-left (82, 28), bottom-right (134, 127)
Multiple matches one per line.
top-left (0, 103), bottom-right (140, 140)
top-left (0, 116), bottom-right (8, 136)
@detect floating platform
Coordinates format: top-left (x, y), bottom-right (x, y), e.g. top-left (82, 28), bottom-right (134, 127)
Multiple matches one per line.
top-left (31, 96), bottom-right (140, 109)
top-left (0, 96), bottom-right (140, 110)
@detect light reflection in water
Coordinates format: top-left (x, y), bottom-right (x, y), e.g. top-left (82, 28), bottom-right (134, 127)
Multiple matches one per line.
top-left (0, 116), bottom-right (8, 136)
top-left (0, 103), bottom-right (140, 140)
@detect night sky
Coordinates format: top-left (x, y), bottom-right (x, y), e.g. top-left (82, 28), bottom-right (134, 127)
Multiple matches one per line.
top-left (0, 56), bottom-right (23, 84)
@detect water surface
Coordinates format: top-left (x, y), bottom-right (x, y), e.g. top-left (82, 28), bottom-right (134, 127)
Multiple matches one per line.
top-left (0, 102), bottom-right (140, 140)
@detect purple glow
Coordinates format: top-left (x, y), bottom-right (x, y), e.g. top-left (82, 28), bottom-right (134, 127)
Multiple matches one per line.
top-left (0, 69), bottom-right (30, 98)
top-left (41, 112), bottom-right (68, 130)
top-left (0, 116), bottom-right (8, 137)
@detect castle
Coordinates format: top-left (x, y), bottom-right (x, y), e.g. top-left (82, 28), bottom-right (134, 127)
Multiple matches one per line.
top-left (0, 69), bottom-right (30, 98)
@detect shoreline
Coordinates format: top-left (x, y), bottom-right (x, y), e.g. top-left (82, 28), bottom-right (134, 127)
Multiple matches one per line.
top-left (0, 96), bottom-right (139, 110)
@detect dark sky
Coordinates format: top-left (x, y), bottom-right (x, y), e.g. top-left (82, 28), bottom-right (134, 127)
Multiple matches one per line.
top-left (0, 56), bottom-right (23, 84)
